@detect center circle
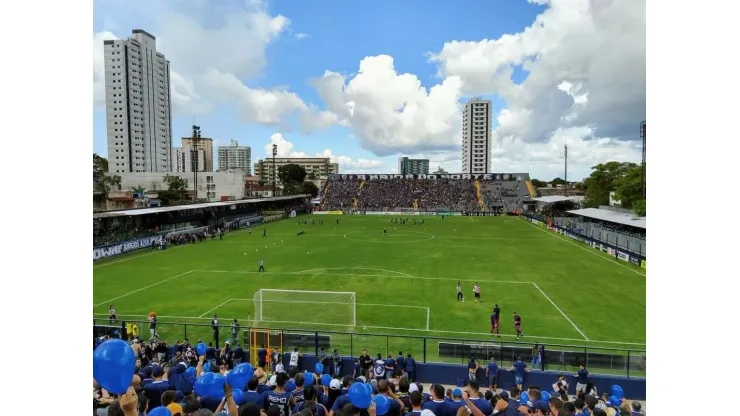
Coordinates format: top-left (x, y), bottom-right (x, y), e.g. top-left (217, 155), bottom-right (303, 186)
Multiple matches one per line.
top-left (343, 229), bottom-right (435, 243)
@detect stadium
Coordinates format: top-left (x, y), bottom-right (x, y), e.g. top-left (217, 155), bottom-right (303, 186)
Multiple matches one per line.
top-left (93, 172), bottom-right (646, 416)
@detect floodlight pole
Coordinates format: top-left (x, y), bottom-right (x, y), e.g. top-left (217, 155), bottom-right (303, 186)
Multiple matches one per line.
top-left (272, 144), bottom-right (277, 196)
top-left (564, 145), bottom-right (568, 197)
top-left (640, 121), bottom-right (646, 199)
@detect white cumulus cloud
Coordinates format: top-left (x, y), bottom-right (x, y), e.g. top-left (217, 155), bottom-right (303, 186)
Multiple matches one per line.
top-left (262, 133), bottom-right (384, 173)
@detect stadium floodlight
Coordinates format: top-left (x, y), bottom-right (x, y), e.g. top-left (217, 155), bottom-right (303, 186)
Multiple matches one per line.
top-left (252, 289), bottom-right (356, 329)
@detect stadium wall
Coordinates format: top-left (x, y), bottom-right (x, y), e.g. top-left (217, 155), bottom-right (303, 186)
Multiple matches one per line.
top-left (521, 215), bottom-right (646, 264)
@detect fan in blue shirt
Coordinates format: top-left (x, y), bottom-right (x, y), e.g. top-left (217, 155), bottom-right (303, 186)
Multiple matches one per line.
top-left (264, 373), bottom-right (294, 416)
top-left (466, 382), bottom-right (493, 416)
top-left (510, 357), bottom-right (528, 390)
top-left (444, 389), bottom-right (465, 416)
top-left (243, 378), bottom-right (264, 407)
top-left (421, 385), bottom-right (447, 416)
top-left (292, 373), bottom-right (306, 408)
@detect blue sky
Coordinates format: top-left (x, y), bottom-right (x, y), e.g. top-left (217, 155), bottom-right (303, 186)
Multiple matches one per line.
top-left (93, 0), bottom-right (645, 180)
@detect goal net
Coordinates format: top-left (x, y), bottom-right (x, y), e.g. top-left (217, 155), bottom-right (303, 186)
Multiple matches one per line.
top-left (252, 289), bottom-right (356, 330)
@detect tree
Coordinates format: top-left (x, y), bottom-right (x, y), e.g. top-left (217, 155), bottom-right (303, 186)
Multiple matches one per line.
top-left (551, 177), bottom-right (566, 187)
top-left (632, 200), bottom-right (646, 217)
top-left (308, 172), bottom-right (317, 180)
top-left (531, 179), bottom-right (547, 188)
top-left (613, 163), bottom-right (644, 209)
top-left (278, 164), bottom-right (307, 186)
top-left (93, 153), bottom-right (108, 183)
top-left (301, 181), bottom-right (319, 197)
top-left (158, 175), bottom-right (189, 206)
top-left (581, 162), bottom-right (638, 208)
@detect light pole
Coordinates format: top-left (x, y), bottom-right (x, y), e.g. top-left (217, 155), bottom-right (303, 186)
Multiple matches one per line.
top-left (191, 125), bottom-right (202, 201)
top-left (272, 144), bottom-right (277, 196)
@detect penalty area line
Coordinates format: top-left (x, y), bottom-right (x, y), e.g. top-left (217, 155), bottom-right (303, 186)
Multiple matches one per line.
top-left (93, 270), bottom-right (195, 307)
top-left (532, 282), bottom-right (589, 341)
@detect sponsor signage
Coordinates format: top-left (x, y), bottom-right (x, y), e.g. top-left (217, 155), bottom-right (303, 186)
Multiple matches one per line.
top-left (640, 260), bottom-right (646, 269)
top-left (314, 210), bottom-right (343, 215)
top-left (616, 251), bottom-right (630, 262)
top-left (463, 212), bottom-right (499, 217)
top-left (93, 235), bottom-right (162, 261)
top-left (328, 173), bottom-right (524, 181)
top-left (629, 256), bottom-right (641, 266)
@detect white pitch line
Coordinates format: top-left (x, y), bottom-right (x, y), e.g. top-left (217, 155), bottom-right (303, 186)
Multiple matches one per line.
top-left (520, 218), bottom-right (646, 277)
top-left (198, 299), bottom-right (235, 318)
top-left (93, 270), bottom-right (195, 307)
top-left (230, 298), bottom-right (428, 310)
top-left (198, 270), bottom-right (532, 285)
top-left (532, 282), bottom-right (589, 341)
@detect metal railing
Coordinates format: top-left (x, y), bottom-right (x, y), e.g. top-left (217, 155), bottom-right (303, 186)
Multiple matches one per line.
top-left (94, 319), bottom-right (646, 378)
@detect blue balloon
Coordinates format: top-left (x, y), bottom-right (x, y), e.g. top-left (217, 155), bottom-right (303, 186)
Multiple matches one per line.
top-left (147, 407), bottom-right (171, 416)
top-left (93, 339), bottom-right (136, 394)
top-left (196, 342), bottom-right (207, 356)
top-left (362, 382), bottom-right (372, 396)
top-left (611, 385), bottom-right (624, 399)
top-left (541, 391), bottom-right (551, 402)
top-left (203, 362), bottom-right (211, 373)
top-left (520, 392), bottom-right (530, 404)
top-left (304, 371), bottom-right (315, 387)
top-left (315, 363), bottom-right (324, 374)
top-left (228, 363), bottom-right (254, 389)
top-left (233, 389), bottom-right (246, 405)
top-left (348, 382), bottom-right (371, 408)
top-left (195, 372), bottom-right (226, 399)
top-left (186, 366), bottom-right (196, 378)
top-left (321, 374), bottom-right (332, 387)
top-left (609, 395), bottom-right (621, 407)
top-left (372, 394), bottom-right (390, 416)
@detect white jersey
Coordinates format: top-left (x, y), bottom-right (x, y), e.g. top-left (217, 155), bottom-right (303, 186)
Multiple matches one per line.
top-left (290, 351), bottom-right (299, 366)
top-left (456, 285), bottom-right (462, 294)
top-left (473, 285), bottom-right (480, 294)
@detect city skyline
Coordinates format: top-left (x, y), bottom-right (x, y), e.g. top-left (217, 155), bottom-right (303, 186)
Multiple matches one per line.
top-left (93, 0), bottom-right (645, 179)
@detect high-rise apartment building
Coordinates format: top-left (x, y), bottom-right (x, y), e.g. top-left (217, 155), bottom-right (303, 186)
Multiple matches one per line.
top-left (104, 29), bottom-right (172, 173)
top-left (397, 157), bottom-right (430, 175)
top-left (461, 98), bottom-right (492, 174)
top-left (254, 158), bottom-right (338, 185)
top-left (218, 140), bottom-right (252, 174)
top-left (172, 146), bottom-right (206, 172)
top-left (181, 137), bottom-right (214, 172)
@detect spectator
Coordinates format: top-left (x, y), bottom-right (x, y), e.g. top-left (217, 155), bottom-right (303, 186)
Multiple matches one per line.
top-left (575, 364), bottom-right (589, 394)
top-left (289, 348), bottom-right (302, 374)
top-left (408, 390), bottom-right (424, 416)
top-left (465, 381), bottom-right (492, 415)
top-left (332, 349), bottom-right (342, 376)
top-left (244, 377), bottom-right (263, 406)
top-left (421, 384), bottom-right (446, 415)
top-left (549, 397), bottom-right (564, 416)
top-left (143, 366), bottom-right (169, 408)
top-left (359, 350), bottom-right (372, 378)
top-left (404, 354), bottom-right (416, 381)
top-left (376, 379), bottom-right (405, 416)
top-left (486, 357), bottom-right (499, 390)
top-left (553, 374), bottom-right (569, 400)
top-left (467, 356), bottom-right (479, 382)
top-left (531, 343), bottom-right (543, 370)
top-left (510, 356), bottom-right (528, 390)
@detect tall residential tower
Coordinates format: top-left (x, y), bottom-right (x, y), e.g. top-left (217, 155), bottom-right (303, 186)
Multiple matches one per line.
top-left (104, 29), bottom-right (172, 173)
top-left (218, 140), bottom-right (252, 173)
top-left (461, 98), bottom-right (492, 174)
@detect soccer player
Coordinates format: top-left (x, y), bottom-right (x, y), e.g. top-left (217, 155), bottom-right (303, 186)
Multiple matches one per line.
top-left (513, 312), bottom-right (523, 339)
top-left (109, 304), bottom-right (117, 324)
top-left (491, 304), bottom-right (501, 336)
top-left (384, 228), bottom-right (387, 237)
top-left (259, 259), bottom-right (265, 272)
top-left (456, 282), bottom-right (464, 302)
top-left (263, 228), bottom-right (267, 237)
top-left (473, 283), bottom-right (481, 303)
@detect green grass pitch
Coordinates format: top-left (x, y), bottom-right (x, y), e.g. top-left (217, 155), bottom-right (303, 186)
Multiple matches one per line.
top-left (93, 215), bottom-right (646, 375)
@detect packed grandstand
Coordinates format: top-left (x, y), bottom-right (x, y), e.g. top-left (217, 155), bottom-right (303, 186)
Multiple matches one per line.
top-left (93, 174), bottom-right (645, 416)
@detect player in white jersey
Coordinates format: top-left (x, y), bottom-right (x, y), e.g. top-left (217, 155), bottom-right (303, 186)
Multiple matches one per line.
top-left (457, 282), bottom-right (464, 302)
top-left (473, 283), bottom-right (481, 303)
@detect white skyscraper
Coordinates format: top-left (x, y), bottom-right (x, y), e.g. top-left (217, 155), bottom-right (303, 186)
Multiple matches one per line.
top-left (172, 146), bottom-right (206, 173)
top-left (218, 140), bottom-right (252, 174)
top-left (461, 98), bottom-right (492, 174)
top-left (104, 29), bottom-right (172, 173)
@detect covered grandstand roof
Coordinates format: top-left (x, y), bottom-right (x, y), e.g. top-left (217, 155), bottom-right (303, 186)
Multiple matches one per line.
top-left (93, 195), bottom-right (307, 219)
top-left (566, 208), bottom-right (646, 229)
top-left (530, 195), bottom-right (579, 203)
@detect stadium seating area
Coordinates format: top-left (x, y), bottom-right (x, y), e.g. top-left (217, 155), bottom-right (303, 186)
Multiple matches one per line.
top-left (94, 334), bottom-right (643, 416)
top-left (320, 177), bottom-right (530, 213)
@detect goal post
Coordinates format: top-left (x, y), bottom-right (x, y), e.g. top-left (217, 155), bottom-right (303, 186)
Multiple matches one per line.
top-left (252, 289), bottom-right (356, 330)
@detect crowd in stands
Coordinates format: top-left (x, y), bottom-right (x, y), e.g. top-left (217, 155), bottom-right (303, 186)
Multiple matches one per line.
top-left (94, 331), bottom-right (644, 416)
top-left (321, 178), bottom-right (517, 212)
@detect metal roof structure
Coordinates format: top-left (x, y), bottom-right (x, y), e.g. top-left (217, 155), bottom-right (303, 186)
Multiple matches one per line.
top-left (93, 195), bottom-right (308, 219)
top-left (530, 196), bottom-right (579, 203)
top-left (566, 208), bottom-right (646, 230)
